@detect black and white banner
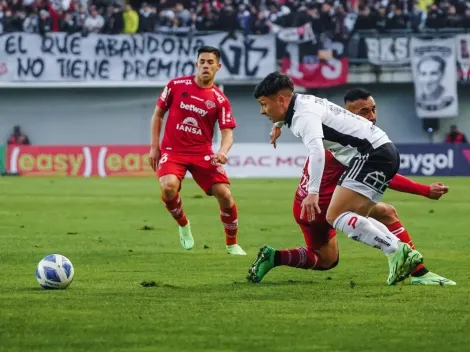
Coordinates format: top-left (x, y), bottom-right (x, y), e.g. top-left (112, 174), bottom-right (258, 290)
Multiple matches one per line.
top-left (410, 37), bottom-right (458, 118)
top-left (0, 32), bottom-right (275, 83)
top-left (364, 36), bottom-right (410, 66)
top-left (456, 34), bottom-right (470, 82)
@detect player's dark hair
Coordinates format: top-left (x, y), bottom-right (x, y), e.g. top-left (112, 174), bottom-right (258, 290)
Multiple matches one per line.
top-left (253, 71), bottom-right (294, 99)
top-left (343, 88), bottom-right (371, 104)
top-left (417, 55), bottom-right (446, 74)
top-left (197, 46), bottom-right (221, 60)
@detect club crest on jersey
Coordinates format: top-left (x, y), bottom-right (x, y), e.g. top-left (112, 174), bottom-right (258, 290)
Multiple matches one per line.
top-left (180, 101), bottom-right (208, 117)
top-left (176, 117), bottom-right (202, 135)
top-left (205, 100), bottom-right (216, 109)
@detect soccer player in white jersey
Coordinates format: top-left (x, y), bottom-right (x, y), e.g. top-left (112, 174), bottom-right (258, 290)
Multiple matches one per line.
top-left (252, 72), bottom-right (423, 285)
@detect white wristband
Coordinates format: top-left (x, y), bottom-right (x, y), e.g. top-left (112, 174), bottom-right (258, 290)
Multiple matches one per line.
top-left (274, 121), bottom-right (284, 128)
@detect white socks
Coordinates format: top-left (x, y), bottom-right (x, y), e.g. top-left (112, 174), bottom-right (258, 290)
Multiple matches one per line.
top-left (333, 212), bottom-right (399, 255)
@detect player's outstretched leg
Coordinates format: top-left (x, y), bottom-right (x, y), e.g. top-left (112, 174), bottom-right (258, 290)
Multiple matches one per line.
top-left (328, 187), bottom-right (423, 285)
top-left (247, 246), bottom-right (323, 283)
top-left (212, 183), bottom-right (246, 255)
top-left (247, 237), bottom-right (338, 283)
top-left (160, 175), bottom-right (194, 250)
top-left (369, 203), bottom-right (456, 286)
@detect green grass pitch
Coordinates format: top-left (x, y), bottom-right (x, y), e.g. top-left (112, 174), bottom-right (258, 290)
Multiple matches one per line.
top-left (0, 177), bottom-right (468, 352)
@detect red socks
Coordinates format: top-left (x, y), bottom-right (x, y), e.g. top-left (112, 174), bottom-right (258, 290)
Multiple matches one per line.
top-left (220, 205), bottom-right (238, 245)
top-left (386, 221), bottom-right (426, 275)
top-left (163, 194), bottom-right (188, 227)
top-left (275, 247), bottom-right (320, 269)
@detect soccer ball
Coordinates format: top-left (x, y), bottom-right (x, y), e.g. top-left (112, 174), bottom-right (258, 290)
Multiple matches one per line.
top-left (36, 254), bottom-right (74, 290)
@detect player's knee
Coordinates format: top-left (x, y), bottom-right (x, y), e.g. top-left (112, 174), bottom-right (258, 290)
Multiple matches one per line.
top-left (316, 255), bottom-right (339, 271)
top-left (160, 177), bottom-right (180, 199)
top-left (212, 184), bottom-right (233, 204)
top-left (372, 204), bottom-right (399, 225)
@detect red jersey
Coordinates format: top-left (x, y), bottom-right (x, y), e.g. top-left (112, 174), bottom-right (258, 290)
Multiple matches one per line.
top-left (295, 150), bottom-right (346, 204)
top-left (157, 75), bottom-right (236, 154)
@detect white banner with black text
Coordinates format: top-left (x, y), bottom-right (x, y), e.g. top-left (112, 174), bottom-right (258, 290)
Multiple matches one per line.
top-left (410, 37), bottom-right (458, 118)
top-left (0, 32), bottom-right (275, 84)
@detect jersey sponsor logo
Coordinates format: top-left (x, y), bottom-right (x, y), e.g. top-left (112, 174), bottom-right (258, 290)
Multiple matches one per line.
top-left (328, 104), bottom-right (344, 116)
top-left (173, 79), bottom-right (193, 85)
top-left (161, 86), bottom-right (171, 102)
top-left (212, 88), bottom-right (225, 103)
top-left (205, 100), bottom-right (216, 109)
top-left (176, 117), bottom-right (202, 135)
top-left (179, 101), bottom-right (208, 117)
top-left (221, 107), bottom-right (232, 125)
top-left (314, 97), bottom-right (324, 105)
top-left (191, 95), bottom-right (204, 102)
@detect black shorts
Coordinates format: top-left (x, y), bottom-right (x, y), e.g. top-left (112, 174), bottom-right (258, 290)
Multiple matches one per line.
top-left (338, 143), bottom-right (400, 203)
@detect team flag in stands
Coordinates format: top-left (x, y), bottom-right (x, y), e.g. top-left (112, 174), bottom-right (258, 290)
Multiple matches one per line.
top-left (410, 37), bottom-right (458, 118)
top-left (273, 22), bottom-right (348, 88)
top-left (456, 34), bottom-right (470, 82)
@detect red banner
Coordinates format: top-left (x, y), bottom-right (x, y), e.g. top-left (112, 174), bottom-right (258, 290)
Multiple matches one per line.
top-left (7, 145), bottom-right (155, 177)
top-left (280, 57), bottom-right (348, 88)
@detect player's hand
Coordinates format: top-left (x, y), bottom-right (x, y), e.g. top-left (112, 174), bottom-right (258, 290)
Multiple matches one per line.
top-left (426, 182), bottom-right (449, 200)
top-left (211, 152), bottom-right (228, 165)
top-left (270, 125), bottom-right (282, 149)
top-left (148, 147), bottom-right (161, 171)
top-left (300, 193), bottom-right (321, 222)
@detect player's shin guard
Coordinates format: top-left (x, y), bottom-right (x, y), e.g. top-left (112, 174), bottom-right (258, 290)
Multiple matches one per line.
top-left (221, 205), bottom-right (238, 245)
top-left (275, 247), bottom-right (320, 269)
top-left (163, 194), bottom-right (188, 227)
top-left (333, 212), bottom-right (399, 255)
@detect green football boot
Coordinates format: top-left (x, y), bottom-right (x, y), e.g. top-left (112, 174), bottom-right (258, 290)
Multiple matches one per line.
top-left (387, 242), bottom-right (423, 286)
top-left (411, 272), bottom-right (456, 286)
top-left (247, 246), bottom-right (276, 283)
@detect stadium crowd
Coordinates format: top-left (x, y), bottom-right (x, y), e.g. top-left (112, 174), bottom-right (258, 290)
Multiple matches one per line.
top-left (0, 0), bottom-right (469, 36)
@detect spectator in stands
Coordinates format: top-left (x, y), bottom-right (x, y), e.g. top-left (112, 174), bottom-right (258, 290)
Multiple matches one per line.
top-left (123, 4), bottom-right (138, 33)
top-left (38, 9), bottom-right (52, 34)
top-left (138, 2), bottom-right (156, 33)
top-left (445, 125), bottom-right (468, 144)
top-left (7, 125), bottom-right (31, 146)
top-left (23, 9), bottom-right (39, 32)
top-left (103, 3), bottom-right (124, 34)
top-left (84, 5), bottom-right (104, 33)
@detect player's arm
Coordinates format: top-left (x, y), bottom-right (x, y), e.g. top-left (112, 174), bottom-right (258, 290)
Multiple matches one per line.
top-left (293, 109), bottom-right (324, 221)
top-left (218, 128), bottom-right (234, 156)
top-left (389, 173), bottom-right (449, 200)
top-left (149, 83), bottom-right (173, 170)
top-left (214, 95), bottom-right (236, 164)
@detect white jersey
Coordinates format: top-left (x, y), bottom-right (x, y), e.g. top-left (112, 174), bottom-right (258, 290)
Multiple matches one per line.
top-left (282, 93), bottom-right (392, 194)
top-left (286, 93), bottom-right (391, 166)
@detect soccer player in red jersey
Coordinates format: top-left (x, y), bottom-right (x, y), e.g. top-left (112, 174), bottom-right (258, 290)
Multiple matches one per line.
top-left (248, 88), bottom-right (456, 285)
top-left (148, 46), bottom-right (246, 255)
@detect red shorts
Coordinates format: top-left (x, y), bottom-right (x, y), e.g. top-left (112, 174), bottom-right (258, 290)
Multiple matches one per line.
top-left (157, 152), bottom-right (230, 195)
top-left (293, 199), bottom-right (336, 250)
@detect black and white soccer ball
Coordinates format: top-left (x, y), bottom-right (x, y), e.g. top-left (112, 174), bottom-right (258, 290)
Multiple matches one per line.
top-left (36, 254), bottom-right (74, 290)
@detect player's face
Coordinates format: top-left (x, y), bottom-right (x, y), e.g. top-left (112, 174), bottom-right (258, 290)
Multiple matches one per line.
top-left (196, 52), bottom-right (221, 83)
top-left (257, 94), bottom-right (287, 123)
top-left (345, 96), bottom-right (377, 124)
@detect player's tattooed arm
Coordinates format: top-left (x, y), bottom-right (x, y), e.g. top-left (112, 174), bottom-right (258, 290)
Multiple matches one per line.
top-left (212, 128), bottom-right (233, 164)
top-left (149, 106), bottom-right (166, 170)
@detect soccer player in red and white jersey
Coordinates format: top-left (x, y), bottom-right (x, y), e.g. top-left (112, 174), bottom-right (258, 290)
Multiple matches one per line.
top-left (248, 88), bottom-right (456, 285)
top-left (148, 46), bottom-right (246, 255)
